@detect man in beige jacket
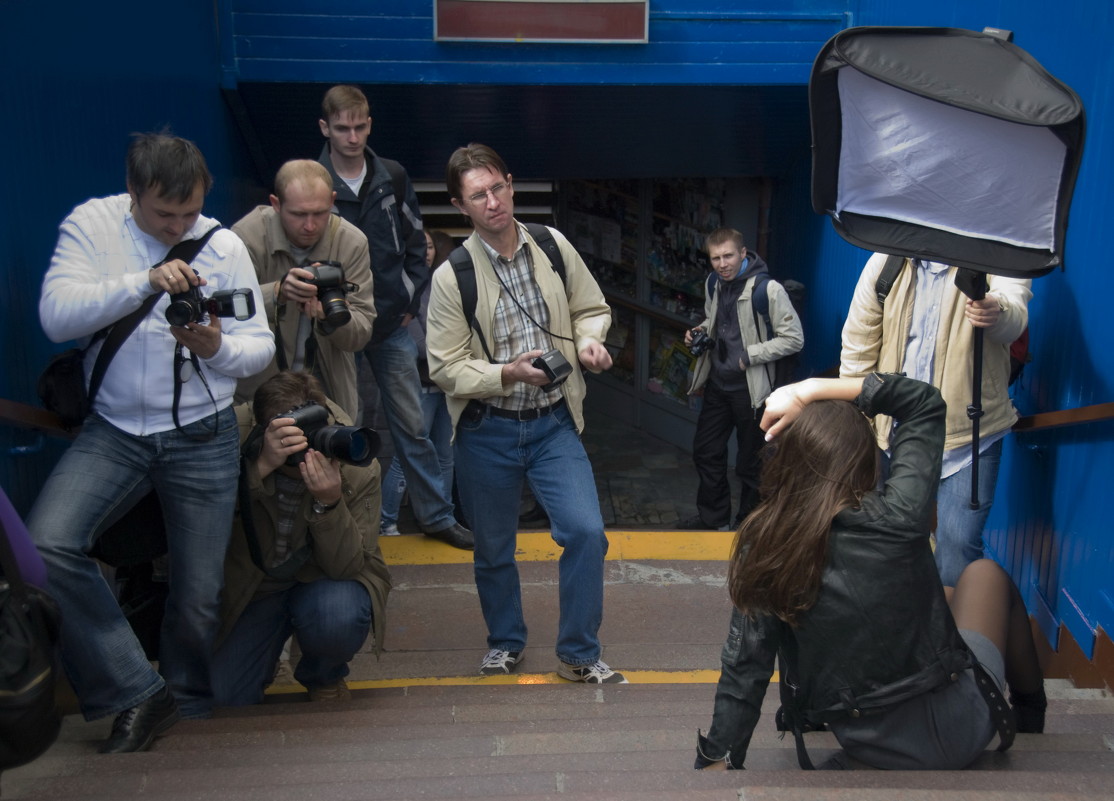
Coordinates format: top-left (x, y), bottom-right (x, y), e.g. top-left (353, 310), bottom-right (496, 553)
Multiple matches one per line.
top-left (426, 143), bottom-right (624, 684)
top-left (840, 254), bottom-right (1031, 585)
top-left (232, 160), bottom-right (375, 421)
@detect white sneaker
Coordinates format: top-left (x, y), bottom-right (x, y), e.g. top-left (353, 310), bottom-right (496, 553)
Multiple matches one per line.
top-left (381, 523), bottom-right (400, 536)
top-left (557, 659), bottom-right (628, 684)
top-left (479, 649), bottom-right (524, 675)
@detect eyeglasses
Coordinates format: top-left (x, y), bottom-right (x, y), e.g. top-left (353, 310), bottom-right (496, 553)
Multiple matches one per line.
top-left (465, 182), bottom-right (509, 207)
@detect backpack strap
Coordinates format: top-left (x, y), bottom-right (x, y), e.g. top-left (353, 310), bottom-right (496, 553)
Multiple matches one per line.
top-left (874, 254), bottom-right (908, 307)
top-left (448, 224), bottom-right (569, 364)
top-left (522, 222), bottom-right (566, 283)
top-left (748, 272), bottom-right (778, 388)
top-left (751, 272), bottom-right (773, 330)
top-left (448, 245), bottom-right (494, 362)
top-left (379, 156), bottom-right (414, 239)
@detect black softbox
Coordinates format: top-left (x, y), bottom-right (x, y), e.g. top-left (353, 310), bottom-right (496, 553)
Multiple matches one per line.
top-left (810, 26), bottom-right (1085, 278)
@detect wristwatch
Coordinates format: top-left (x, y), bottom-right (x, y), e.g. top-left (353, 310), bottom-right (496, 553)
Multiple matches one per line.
top-left (312, 499), bottom-right (340, 515)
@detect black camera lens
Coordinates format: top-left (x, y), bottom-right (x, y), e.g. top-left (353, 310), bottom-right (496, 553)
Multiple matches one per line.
top-left (305, 262), bottom-right (351, 327)
top-left (308, 425), bottom-right (380, 467)
top-left (317, 289), bottom-right (352, 327)
top-left (165, 287), bottom-right (204, 327)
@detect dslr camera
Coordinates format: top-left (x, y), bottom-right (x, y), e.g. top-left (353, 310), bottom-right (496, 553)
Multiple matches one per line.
top-left (165, 270), bottom-right (257, 327)
top-left (532, 348), bottom-right (573, 392)
top-left (302, 261), bottom-right (359, 327)
top-left (281, 402), bottom-right (380, 467)
top-left (688, 328), bottom-right (714, 357)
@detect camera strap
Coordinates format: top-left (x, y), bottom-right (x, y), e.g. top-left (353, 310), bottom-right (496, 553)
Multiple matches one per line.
top-left (171, 345), bottom-right (219, 441)
top-left (85, 291), bottom-right (165, 409)
top-left (237, 436), bottom-right (314, 580)
top-left (272, 311), bottom-right (318, 375)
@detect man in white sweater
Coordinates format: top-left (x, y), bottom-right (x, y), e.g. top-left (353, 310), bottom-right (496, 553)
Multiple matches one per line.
top-left (30, 132), bottom-right (274, 753)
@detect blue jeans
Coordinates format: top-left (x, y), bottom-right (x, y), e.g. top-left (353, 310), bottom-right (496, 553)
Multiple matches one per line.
top-left (381, 388), bottom-right (454, 527)
top-left (363, 326), bottom-right (456, 531)
top-left (935, 438), bottom-right (1004, 586)
top-left (28, 408), bottom-right (238, 720)
top-left (454, 402), bottom-right (609, 665)
top-left (210, 579), bottom-right (371, 706)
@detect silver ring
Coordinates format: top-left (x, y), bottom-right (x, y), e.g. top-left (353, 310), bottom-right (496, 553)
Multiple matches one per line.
top-left (281, 437), bottom-right (286, 446)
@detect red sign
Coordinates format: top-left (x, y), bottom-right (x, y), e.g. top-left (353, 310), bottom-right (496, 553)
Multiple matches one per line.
top-left (436, 0), bottom-right (648, 43)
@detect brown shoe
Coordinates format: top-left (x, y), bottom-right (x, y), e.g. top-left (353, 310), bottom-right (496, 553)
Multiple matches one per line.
top-left (308, 679), bottom-right (351, 702)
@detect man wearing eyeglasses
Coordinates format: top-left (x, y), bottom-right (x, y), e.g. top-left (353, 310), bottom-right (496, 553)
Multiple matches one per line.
top-left (426, 143), bottom-right (624, 684)
top-left (316, 84), bottom-right (473, 550)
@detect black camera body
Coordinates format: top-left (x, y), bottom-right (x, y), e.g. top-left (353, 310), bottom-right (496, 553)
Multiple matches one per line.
top-left (165, 271), bottom-right (257, 327)
top-left (532, 348), bottom-right (573, 392)
top-left (281, 402), bottom-right (380, 467)
top-left (688, 328), bottom-right (714, 357)
top-left (303, 261), bottom-right (358, 327)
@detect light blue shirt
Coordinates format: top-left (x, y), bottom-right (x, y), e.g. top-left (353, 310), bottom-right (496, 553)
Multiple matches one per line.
top-left (902, 260), bottom-right (1006, 480)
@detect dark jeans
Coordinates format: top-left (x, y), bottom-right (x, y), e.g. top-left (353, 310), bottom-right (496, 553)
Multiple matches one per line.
top-left (693, 383), bottom-right (764, 527)
top-left (29, 408), bottom-right (238, 720)
top-left (211, 579), bottom-right (371, 706)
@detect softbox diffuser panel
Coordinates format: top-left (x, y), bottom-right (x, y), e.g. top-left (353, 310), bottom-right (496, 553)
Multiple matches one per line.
top-left (837, 68), bottom-right (1065, 252)
top-left (811, 27), bottom-right (1085, 278)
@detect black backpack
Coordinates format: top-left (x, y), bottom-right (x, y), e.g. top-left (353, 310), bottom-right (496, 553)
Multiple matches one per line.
top-left (874, 255), bottom-right (1030, 385)
top-left (448, 223), bottom-right (567, 361)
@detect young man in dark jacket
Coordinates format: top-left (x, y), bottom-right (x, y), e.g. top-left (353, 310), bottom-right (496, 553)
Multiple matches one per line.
top-left (316, 85), bottom-right (471, 550)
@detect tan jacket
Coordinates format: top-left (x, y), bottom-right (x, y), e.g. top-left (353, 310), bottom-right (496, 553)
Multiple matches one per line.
top-left (217, 401), bottom-right (390, 655)
top-left (840, 253), bottom-right (1032, 452)
top-left (426, 224), bottom-right (611, 435)
top-left (232, 207), bottom-right (376, 421)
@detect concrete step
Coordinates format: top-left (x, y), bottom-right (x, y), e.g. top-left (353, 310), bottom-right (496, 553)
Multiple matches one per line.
top-left (6, 524), bottom-right (1111, 801)
top-left (6, 683), bottom-right (1112, 800)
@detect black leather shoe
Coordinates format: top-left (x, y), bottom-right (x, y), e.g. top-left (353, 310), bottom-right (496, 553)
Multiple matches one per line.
top-left (423, 522), bottom-right (474, 550)
top-left (98, 686), bottom-right (180, 754)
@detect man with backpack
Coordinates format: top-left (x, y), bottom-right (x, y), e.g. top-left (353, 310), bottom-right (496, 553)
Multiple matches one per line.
top-left (317, 85), bottom-right (472, 550)
top-left (679, 228), bottom-right (804, 531)
top-left (426, 143), bottom-right (624, 684)
top-left (840, 254), bottom-right (1032, 585)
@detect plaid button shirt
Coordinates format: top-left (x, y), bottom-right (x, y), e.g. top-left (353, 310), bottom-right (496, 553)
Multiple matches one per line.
top-left (478, 228), bottom-right (561, 412)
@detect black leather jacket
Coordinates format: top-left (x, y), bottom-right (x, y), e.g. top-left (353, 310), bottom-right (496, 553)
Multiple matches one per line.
top-left (697, 373), bottom-right (972, 768)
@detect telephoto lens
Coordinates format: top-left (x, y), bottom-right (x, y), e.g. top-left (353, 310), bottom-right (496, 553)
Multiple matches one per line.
top-left (308, 425), bottom-right (380, 467)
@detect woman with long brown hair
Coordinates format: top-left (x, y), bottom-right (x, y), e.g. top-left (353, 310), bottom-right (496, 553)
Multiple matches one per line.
top-left (695, 372), bottom-right (1046, 771)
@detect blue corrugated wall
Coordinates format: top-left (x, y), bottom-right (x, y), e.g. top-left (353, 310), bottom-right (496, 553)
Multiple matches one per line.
top-left (0, 1), bottom-right (260, 511)
top-left (1, 0), bottom-right (1111, 662)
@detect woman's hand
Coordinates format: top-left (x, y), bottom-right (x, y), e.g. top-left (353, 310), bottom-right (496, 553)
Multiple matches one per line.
top-left (760, 382), bottom-right (810, 440)
top-left (760, 377), bottom-right (867, 440)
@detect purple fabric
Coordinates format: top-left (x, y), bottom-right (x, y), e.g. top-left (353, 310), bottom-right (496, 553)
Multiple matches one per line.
top-left (1, 486), bottom-right (48, 589)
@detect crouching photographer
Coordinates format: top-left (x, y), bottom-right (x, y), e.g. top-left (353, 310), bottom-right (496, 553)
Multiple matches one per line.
top-left (211, 371), bottom-right (391, 705)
